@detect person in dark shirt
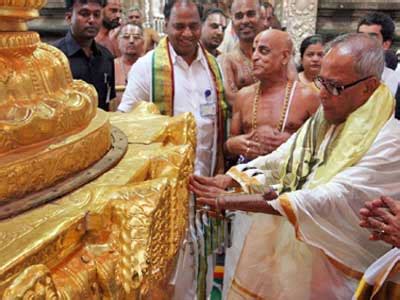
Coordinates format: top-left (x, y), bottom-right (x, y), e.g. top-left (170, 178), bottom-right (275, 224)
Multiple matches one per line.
top-left (54, 0), bottom-right (116, 111)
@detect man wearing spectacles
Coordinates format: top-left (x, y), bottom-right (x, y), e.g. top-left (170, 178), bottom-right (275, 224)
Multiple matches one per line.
top-left (315, 75), bottom-right (373, 97)
top-left (190, 33), bottom-right (400, 299)
top-left (126, 7), bottom-right (160, 53)
top-left (112, 24), bottom-right (144, 110)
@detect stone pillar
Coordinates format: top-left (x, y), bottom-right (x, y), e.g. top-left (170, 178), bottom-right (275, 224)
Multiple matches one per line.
top-left (274, 0), bottom-right (319, 58)
top-left (151, 0), bottom-right (166, 34)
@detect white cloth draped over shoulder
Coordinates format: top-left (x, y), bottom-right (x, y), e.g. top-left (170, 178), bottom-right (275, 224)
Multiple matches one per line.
top-left (353, 248), bottom-right (400, 299)
top-left (225, 85), bottom-right (400, 299)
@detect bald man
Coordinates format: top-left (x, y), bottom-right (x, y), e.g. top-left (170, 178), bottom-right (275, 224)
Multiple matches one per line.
top-left (218, 0), bottom-right (263, 104)
top-left (225, 30), bottom-right (320, 161)
top-left (222, 29), bottom-right (319, 297)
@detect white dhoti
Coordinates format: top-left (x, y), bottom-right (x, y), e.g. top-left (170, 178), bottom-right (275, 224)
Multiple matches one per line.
top-left (222, 212), bottom-right (253, 299)
top-left (225, 86), bottom-right (400, 299)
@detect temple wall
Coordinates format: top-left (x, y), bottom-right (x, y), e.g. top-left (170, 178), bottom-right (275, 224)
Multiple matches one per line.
top-left (273, 0), bottom-right (400, 56)
top-left (317, 0), bottom-right (400, 48)
top-left (28, 0), bottom-right (400, 47)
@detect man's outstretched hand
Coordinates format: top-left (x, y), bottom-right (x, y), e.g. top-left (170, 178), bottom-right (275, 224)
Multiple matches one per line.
top-left (190, 174), bottom-right (237, 215)
top-left (189, 174), bottom-right (235, 198)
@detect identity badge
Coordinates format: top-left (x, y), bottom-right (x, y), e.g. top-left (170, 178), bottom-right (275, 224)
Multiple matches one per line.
top-left (200, 103), bottom-right (216, 118)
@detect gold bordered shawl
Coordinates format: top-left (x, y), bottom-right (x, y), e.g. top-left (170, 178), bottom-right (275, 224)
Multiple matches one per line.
top-left (276, 84), bottom-right (395, 279)
top-left (278, 83), bottom-right (395, 193)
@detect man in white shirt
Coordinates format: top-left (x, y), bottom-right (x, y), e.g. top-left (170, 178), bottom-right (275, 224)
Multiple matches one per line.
top-left (119, 1), bottom-right (227, 299)
top-left (119, 0), bottom-right (226, 177)
top-left (357, 12), bottom-right (400, 97)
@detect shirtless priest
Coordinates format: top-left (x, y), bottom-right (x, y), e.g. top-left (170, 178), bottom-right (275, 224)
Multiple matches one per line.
top-left (220, 29), bottom-right (320, 297)
top-left (225, 29), bottom-right (320, 163)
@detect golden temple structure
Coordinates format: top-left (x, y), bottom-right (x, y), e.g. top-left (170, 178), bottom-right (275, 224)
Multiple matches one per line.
top-left (0, 0), bottom-right (195, 298)
top-left (0, 106), bottom-right (196, 299)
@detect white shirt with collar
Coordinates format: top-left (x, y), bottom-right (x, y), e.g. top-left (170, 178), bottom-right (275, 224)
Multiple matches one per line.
top-left (119, 43), bottom-right (219, 176)
top-left (382, 66), bottom-right (399, 96)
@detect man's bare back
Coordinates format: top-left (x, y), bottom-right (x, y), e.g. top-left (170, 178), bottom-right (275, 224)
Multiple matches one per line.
top-left (226, 80), bottom-right (320, 159)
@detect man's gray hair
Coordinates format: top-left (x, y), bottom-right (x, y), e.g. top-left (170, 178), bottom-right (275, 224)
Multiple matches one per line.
top-left (325, 33), bottom-right (385, 79)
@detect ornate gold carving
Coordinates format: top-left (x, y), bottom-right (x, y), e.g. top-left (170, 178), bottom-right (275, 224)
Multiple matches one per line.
top-left (0, 4), bottom-right (105, 202)
top-left (0, 0), bottom-right (45, 10)
top-left (102, 178), bottom-right (186, 298)
top-left (0, 0), bottom-right (46, 31)
top-left (2, 265), bottom-right (60, 299)
top-left (0, 31), bottom-right (39, 50)
top-left (0, 0), bottom-right (196, 296)
top-left (0, 43), bottom-right (97, 155)
top-left (0, 111), bottom-right (111, 200)
top-left (51, 248), bottom-right (100, 300)
top-left (0, 107), bottom-right (196, 299)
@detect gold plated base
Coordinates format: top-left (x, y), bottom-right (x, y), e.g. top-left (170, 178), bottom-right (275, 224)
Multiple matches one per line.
top-left (0, 104), bottom-right (196, 299)
top-left (0, 125), bottom-right (127, 220)
top-left (0, 109), bottom-right (112, 202)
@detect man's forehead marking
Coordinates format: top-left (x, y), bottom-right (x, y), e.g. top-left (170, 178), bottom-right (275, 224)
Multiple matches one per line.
top-left (123, 26), bottom-right (142, 35)
top-left (76, 3), bottom-right (101, 10)
top-left (208, 13), bottom-right (225, 23)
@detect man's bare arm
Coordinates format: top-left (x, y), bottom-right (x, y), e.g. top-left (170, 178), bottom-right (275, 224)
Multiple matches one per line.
top-left (219, 54), bottom-right (238, 105)
top-left (152, 29), bottom-right (160, 44)
top-left (197, 190), bottom-right (281, 215)
top-left (300, 84), bottom-right (320, 116)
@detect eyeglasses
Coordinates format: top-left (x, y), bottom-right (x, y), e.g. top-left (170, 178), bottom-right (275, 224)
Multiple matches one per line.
top-left (314, 75), bottom-right (373, 96)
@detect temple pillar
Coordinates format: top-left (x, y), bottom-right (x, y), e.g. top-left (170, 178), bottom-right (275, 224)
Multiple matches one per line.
top-left (151, 0), bottom-right (166, 34)
top-left (274, 0), bottom-right (319, 57)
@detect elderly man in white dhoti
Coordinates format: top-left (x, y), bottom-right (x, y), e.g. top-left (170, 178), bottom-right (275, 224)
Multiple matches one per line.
top-left (190, 33), bottom-right (400, 300)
